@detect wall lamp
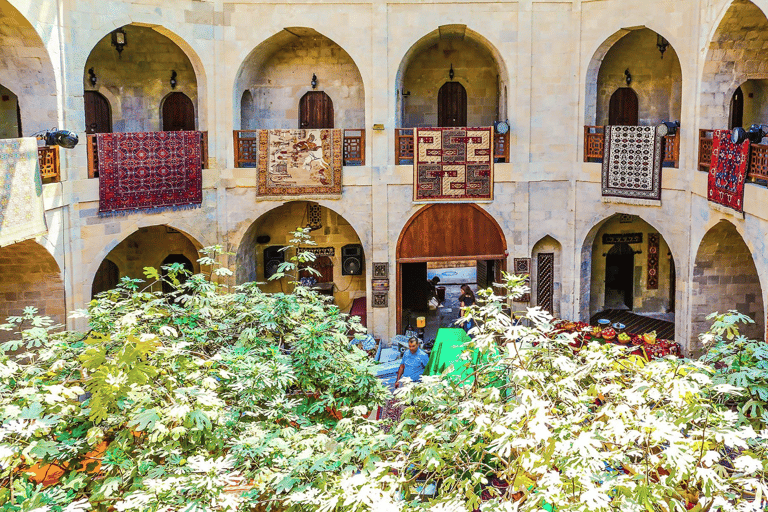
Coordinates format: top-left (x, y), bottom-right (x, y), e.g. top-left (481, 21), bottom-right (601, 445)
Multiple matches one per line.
top-left (111, 27), bottom-right (127, 57)
top-left (656, 34), bottom-right (669, 59)
top-left (88, 68), bottom-right (97, 86)
top-left (624, 69), bottom-right (632, 86)
top-left (449, 63), bottom-right (455, 80)
top-left (311, 73), bottom-right (317, 89)
top-left (170, 70), bottom-right (177, 89)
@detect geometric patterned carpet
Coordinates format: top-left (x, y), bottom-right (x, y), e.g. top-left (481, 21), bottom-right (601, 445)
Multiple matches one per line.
top-left (590, 309), bottom-right (675, 340)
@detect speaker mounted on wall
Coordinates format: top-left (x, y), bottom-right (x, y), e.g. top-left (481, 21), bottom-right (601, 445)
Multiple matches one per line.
top-left (263, 245), bottom-right (285, 279)
top-left (341, 244), bottom-right (364, 276)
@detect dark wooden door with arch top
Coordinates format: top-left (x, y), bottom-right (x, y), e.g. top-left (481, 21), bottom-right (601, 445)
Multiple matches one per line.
top-left (438, 81), bottom-right (467, 127)
top-left (162, 92), bottom-right (195, 131)
top-left (608, 88), bottom-right (638, 126)
top-left (299, 91), bottom-right (334, 129)
top-left (84, 91), bottom-right (112, 134)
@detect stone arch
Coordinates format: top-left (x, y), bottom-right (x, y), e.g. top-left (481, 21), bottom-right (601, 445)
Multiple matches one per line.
top-left (579, 213), bottom-right (677, 326)
top-left (0, 0), bottom-right (57, 135)
top-left (235, 201), bottom-right (367, 311)
top-left (0, 240), bottom-right (66, 342)
top-left (585, 27), bottom-right (682, 126)
top-left (83, 24), bottom-right (203, 133)
top-left (395, 24), bottom-right (510, 128)
top-left (690, 219), bottom-right (765, 354)
top-left (531, 235), bottom-right (562, 317)
top-left (233, 27), bottom-right (365, 130)
top-left (700, 0), bottom-right (768, 130)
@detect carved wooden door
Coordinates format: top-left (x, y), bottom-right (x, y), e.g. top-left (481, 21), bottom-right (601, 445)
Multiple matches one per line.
top-left (438, 81), bottom-right (467, 127)
top-left (299, 91), bottom-right (334, 129)
top-left (608, 88), bottom-right (638, 126)
top-left (162, 92), bottom-right (195, 131)
top-left (84, 91), bottom-right (112, 134)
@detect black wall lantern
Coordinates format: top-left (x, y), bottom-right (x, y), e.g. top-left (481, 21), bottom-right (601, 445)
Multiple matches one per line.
top-left (656, 34), bottom-right (669, 59)
top-left (111, 27), bottom-right (127, 57)
top-left (449, 63), bottom-right (455, 80)
top-left (87, 68), bottom-right (97, 86)
top-left (624, 69), bottom-right (632, 86)
top-left (311, 73), bottom-right (317, 89)
top-left (170, 70), bottom-right (177, 89)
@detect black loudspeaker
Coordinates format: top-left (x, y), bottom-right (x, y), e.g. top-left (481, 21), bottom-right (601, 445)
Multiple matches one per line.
top-left (341, 244), bottom-right (364, 276)
top-left (263, 246), bottom-right (285, 279)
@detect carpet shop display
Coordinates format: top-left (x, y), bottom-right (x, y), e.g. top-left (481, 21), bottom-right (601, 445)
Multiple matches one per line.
top-left (0, 137), bottom-right (47, 246)
top-left (414, 127), bottom-right (493, 201)
top-left (256, 129), bottom-right (343, 199)
top-left (708, 129), bottom-right (750, 214)
top-left (97, 131), bottom-right (202, 215)
top-left (601, 125), bottom-right (664, 205)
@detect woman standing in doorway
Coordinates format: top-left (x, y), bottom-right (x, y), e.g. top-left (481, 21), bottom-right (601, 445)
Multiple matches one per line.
top-left (459, 284), bottom-right (476, 333)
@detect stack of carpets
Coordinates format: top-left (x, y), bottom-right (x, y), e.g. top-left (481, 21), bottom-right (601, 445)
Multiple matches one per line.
top-left (0, 137), bottom-right (47, 247)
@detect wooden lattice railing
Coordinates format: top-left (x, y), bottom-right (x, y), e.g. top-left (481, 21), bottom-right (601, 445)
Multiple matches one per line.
top-left (87, 131), bottom-right (208, 178)
top-left (38, 146), bottom-right (60, 182)
top-left (233, 129), bottom-right (366, 167)
top-left (698, 128), bottom-right (768, 182)
top-left (395, 128), bottom-right (510, 165)
top-left (584, 126), bottom-right (680, 168)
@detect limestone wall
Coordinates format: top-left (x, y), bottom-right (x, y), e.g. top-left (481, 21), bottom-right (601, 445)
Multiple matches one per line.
top-left (739, 79), bottom-right (768, 127)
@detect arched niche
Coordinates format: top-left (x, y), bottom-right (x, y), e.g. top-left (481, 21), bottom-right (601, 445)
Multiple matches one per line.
top-left (235, 201), bottom-right (366, 313)
top-left (83, 25), bottom-right (199, 133)
top-left (586, 27), bottom-right (682, 126)
top-left (0, 83), bottom-right (21, 138)
top-left (690, 220), bottom-right (765, 355)
top-left (531, 235), bottom-right (562, 317)
top-left (395, 25), bottom-right (509, 128)
top-left (701, 0), bottom-right (768, 129)
top-left (0, 240), bottom-right (66, 342)
top-left (395, 203), bottom-right (507, 332)
top-left (234, 27), bottom-right (365, 130)
top-left (91, 225), bottom-right (202, 295)
top-left (0, 0), bottom-right (57, 135)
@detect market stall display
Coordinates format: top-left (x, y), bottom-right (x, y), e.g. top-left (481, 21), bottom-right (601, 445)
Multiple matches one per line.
top-left (553, 320), bottom-right (681, 359)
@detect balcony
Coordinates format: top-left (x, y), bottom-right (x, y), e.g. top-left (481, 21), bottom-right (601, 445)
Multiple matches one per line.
top-left (38, 146), bottom-right (60, 183)
top-left (584, 126), bottom-right (680, 168)
top-left (233, 129), bottom-right (366, 168)
top-left (395, 129), bottom-right (510, 165)
top-left (87, 132), bottom-right (208, 178)
top-left (698, 129), bottom-right (768, 182)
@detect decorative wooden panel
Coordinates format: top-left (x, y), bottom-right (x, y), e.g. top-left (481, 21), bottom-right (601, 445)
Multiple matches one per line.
top-left (662, 130), bottom-right (680, 168)
top-left (86, 135), bottom-right (99, 179)
top-left (200, 131), bottom-right (208, 170)
top-left (397, 203), bottom-right (507, 261)
top-left (343, 129), bottom-right (365, 166)
top-left (584, 126), bottom-right (605, 162)
top-left (537, 253), bottom-right (555, 314)
top-left (233, 131), bottom-right (260, 168)
top-left (698, 129), bottom-right (714, 173)
top-left (494, 132), bottom-right (510, 163)
top-left (37, 146), bottom-right (59, 182)
top-left (749, 143), bottom-right (768, 181)
top-left (395, 128), bottom-right (414, 164)
top-left (647, 234), bottom-right (659, 290)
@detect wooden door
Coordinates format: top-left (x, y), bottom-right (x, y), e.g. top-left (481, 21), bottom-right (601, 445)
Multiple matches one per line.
top-left (162, 92), bottom-right (195, 131)
top-left (299, 91), bottom-right (334, 129)
top-left (729, 86), bottom-right (744, 129)
top-left (608, 88), bottom-right (638, 126)
top-left (84, 91), bottom-right (112, 134)
top-left (438, 82), bottom-right (467, 127)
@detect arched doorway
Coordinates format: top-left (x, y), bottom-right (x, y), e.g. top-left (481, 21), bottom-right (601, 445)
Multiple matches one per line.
top-left (91, 259), bottom-right (119, 297)
top-left (531, 235), bottom-right (562, 317)
top-left (235, 201), bottom-right (367, 323)
top-left (299, 91), bottom-right (334, 129)
top-left (608, 88), bottom-right (638, 126)
top-left (161, 254), bottom-right (194, 294)
top-left (240, 90), bottom-right (254, 130)
top-left (396, 203), bottom-right (507, 334)
top-left (729, 86), bottom-right (744, 129)
top-left (84, 91), bottom-right (112, 134)
top-left (605, 242), bottom-right (635, 309)
top-left (437, 81), bottom-right (467, 127)
top-left (691, 220), bottom-right (764, 355)
top-left (162, 92), bottom-right (195, 131)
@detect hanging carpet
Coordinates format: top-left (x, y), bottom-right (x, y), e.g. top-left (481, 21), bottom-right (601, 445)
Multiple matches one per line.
top-left (414, 127), bottom-right (493, 202)
top-left (97, 131), bottom-right (202, 215)
top-left (601, 125), bottom-right (664, 206)
top-left (708, 129), bottom-right (749, 215)
top-left (256, 129), bottom-right (343, 199)
top-left (0, 137), bottom-right (47, 247)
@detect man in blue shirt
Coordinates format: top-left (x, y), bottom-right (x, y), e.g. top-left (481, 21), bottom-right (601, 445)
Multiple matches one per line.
top-left (395, 337), bottom-right (430, 388)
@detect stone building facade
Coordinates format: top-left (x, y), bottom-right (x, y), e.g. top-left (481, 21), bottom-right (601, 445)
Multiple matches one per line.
top-left (2, 0), bottom-right (768, 355)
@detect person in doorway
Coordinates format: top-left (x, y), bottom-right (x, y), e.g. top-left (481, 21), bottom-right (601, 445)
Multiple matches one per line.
top-left (426, 276), bottom-right (441, 301)
top-left (394, 337), bottom-right (430, 388)
top-left (459, 284), bottom-right (476, 333)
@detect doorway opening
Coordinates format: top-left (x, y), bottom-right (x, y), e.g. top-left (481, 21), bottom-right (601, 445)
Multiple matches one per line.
top-left (604, 242), bottom-right (634, 310)
top-left (437, 81), bottom-right (467, 127)
top-left (299, 91), bottom-right (334, 128)
top-left (608, 87), bottom-right (638, 126)
top-left (162, 92), bottom-right (195, 131)
top-left (84, 91), bottom-right (112, 134)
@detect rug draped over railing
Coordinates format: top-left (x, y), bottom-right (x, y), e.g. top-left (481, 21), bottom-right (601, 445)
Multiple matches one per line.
top-left (707, 129), bottom-right (750, 215)
top-left (601, 125), bottom-right (664, 206)
top-left (0, 137), bottom-right (47, 246)
top-left (255, 129), bottom-right (343, 200)
top-left (413, 127), bottom-right (494, 202)
top-left (97, 131), bottom-right (203, 216)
